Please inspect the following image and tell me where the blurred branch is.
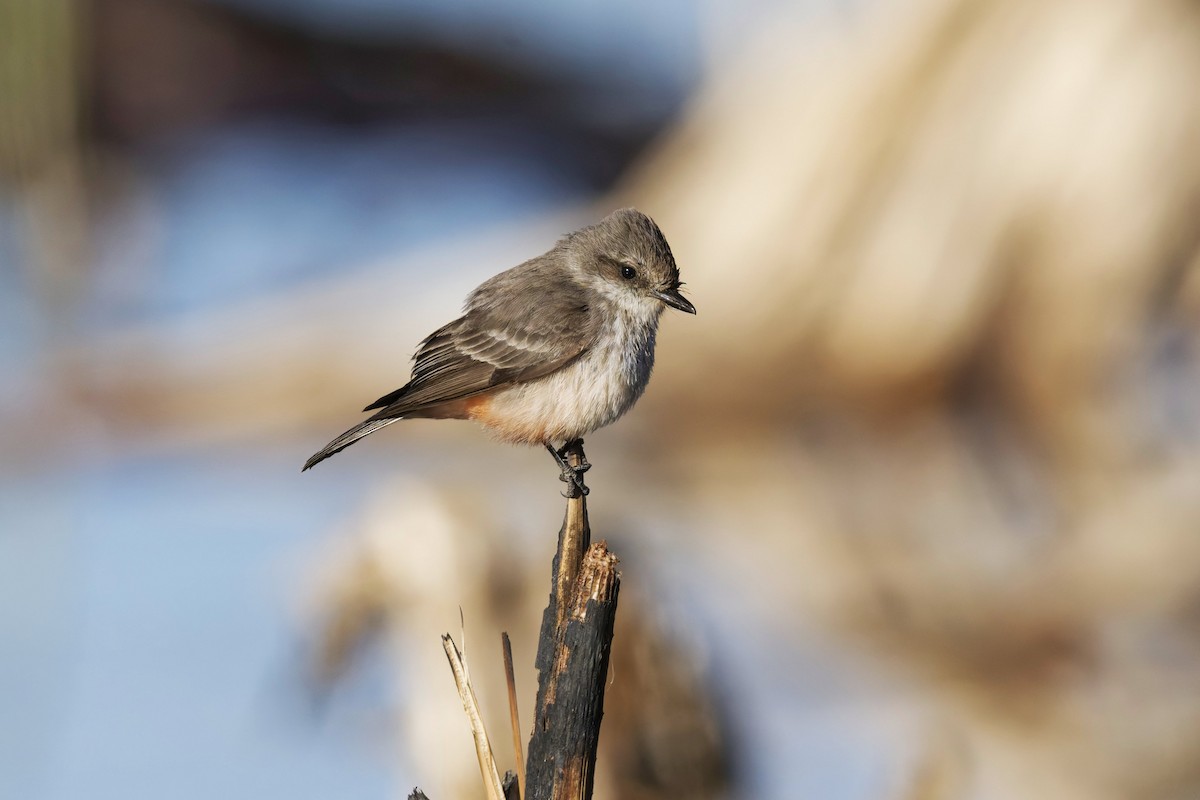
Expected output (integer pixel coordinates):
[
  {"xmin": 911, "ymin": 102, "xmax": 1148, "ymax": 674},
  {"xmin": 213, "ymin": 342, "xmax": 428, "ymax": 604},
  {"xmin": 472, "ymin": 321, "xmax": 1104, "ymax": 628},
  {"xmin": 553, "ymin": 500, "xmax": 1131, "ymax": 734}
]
[
  {"xmin": 1, "ymin": 0, "xmax": 90, "ymax": 313},
  {"xmin": 0, "ymin": 0, "xmax": 81, "ymax": 177}
]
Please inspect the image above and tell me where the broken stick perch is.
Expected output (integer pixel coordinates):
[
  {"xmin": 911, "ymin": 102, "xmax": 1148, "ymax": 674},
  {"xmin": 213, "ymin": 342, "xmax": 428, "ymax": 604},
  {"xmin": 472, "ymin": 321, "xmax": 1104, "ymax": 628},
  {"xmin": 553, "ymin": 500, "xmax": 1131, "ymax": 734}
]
[{"xmin": 525, "ymin": 440, "xmax": 622, "ymax": 800}]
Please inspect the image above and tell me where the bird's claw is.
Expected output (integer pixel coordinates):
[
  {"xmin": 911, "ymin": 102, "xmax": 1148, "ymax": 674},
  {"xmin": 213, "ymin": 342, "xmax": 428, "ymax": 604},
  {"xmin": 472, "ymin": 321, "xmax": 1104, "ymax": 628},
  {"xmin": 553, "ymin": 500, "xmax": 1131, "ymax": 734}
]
[
  {"xmin": 548, "ymin": 440, "xmax": 590, "ymax": 497},
  {"xmin": 558, "ymin": 467, "xmax": 590, "ymax": 497},
  {"xmin": 557, "ymin": 439, "xmax": 591, "ymax": 469}
]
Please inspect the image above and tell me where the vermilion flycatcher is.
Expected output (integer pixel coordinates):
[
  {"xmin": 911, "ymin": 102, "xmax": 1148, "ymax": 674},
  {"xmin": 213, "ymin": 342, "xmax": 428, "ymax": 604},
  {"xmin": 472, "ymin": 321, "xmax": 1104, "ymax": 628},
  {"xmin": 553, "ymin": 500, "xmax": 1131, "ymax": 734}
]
[{"xmin": 303, "ymin": 208, "xmax": 695, "ymax": 493}]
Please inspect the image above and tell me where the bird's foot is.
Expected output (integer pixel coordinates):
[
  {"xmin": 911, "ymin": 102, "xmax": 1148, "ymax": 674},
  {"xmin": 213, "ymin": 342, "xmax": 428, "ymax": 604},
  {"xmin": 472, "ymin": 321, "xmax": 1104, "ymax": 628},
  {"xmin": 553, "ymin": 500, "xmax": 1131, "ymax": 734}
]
[
  {"xmin": 559, "ymin": 472, "xmax": 589, "ymax": 498},
  {"xmin": 557, "ymin": 439, "xmax": 591, "ymax": 473},
  {"xmin": 546, "ymin": 440, "xmax": 590, "ymax": 497}
]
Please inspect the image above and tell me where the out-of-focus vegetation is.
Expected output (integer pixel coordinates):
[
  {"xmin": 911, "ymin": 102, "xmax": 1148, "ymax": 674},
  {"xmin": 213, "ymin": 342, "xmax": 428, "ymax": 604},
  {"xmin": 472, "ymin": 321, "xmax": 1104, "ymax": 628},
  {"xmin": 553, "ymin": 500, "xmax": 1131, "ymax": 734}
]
[
  {"xmin": 7, "ymin": 0, "xmax": 1200, "ymax": 798},
  {"xmin": 1, "ymin": 0, "xmax": 88, "ymax": 315},
  {"xmin": 627, "ymin": 1, "xmax": 1200, "ymax": 797}
]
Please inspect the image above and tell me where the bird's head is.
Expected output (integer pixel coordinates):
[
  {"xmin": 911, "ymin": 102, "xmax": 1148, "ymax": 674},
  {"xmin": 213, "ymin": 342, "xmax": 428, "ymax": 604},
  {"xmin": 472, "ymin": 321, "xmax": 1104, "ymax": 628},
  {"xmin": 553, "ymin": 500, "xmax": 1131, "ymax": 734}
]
[{"xmin": 573, "ymin": 208, "xmax": 696, "ymax": 316}]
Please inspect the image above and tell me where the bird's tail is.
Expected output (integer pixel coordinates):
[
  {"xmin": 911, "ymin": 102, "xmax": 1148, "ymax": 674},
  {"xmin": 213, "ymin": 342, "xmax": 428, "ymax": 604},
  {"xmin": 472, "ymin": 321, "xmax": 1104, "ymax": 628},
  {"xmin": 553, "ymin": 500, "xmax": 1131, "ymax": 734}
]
[{"xmin": 302, "ymin": 417, "xmax": 404, "ymax": 471}]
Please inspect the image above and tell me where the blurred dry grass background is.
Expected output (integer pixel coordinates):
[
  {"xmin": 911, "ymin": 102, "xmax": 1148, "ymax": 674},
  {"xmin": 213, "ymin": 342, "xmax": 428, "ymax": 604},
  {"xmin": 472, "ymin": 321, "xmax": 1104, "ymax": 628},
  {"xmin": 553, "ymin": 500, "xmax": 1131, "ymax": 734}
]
[
  {"xmin": 626, "ymin": 0, "xmax": 1200, "ymax": 797},
  {"xmin": 297, "ymin": 478, "xmax": 735, "ymax": 800},
  {"xmin": 7, "ymin": 0, "xmax": 1200, "ymax": 797}
]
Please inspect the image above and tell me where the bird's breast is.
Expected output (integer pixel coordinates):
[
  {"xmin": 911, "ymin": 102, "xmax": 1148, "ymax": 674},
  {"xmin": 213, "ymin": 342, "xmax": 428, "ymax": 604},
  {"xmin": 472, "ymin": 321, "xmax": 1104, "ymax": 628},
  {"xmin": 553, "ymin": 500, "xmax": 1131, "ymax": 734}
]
[{"xmin": 470, "ymin": 311, "xmax": 659, "ymax": 445}]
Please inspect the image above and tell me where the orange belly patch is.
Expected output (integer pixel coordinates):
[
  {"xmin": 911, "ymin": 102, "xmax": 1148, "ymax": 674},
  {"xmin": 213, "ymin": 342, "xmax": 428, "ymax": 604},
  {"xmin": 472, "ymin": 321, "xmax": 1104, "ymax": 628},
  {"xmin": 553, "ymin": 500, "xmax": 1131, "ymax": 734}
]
[{"xmin": 466, "ymin": 393, "xmax": 552, "ymax": 445}]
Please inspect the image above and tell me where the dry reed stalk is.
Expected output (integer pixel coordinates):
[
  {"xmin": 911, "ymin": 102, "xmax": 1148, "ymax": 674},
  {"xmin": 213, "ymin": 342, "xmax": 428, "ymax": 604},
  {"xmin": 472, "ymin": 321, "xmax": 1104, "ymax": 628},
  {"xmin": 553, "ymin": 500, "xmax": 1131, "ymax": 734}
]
[
  {"xmin": 502, "ymin": 632, "xmax": 526, "ymax": 799},
  {"xmin": 442, "ymin": 633, "xmax": 506, "ymax": 800}
]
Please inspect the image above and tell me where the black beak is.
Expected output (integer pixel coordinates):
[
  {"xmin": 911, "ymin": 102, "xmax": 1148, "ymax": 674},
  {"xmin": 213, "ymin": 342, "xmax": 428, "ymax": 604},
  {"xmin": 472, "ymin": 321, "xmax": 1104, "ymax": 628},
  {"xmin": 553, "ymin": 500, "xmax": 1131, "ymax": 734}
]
[{"xmin": 654, "ymin": 287, "xmax": 696, "ymax": 314}]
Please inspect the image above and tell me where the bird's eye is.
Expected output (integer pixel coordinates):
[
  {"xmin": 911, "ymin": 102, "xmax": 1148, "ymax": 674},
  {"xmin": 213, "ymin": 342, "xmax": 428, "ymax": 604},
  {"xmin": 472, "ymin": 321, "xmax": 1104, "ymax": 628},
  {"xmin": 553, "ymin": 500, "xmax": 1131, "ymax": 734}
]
[{"xmin": 620, "ymin": 266, "xmax": 637, "ymax": 280}]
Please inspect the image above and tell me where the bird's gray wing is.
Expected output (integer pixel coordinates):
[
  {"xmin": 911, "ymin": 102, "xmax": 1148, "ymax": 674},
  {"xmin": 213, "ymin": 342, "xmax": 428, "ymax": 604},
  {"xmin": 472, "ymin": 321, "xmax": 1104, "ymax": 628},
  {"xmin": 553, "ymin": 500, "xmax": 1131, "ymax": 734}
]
[{"xmin": 363, "ymin": 277, "xmax": 596, "ymax": 416}]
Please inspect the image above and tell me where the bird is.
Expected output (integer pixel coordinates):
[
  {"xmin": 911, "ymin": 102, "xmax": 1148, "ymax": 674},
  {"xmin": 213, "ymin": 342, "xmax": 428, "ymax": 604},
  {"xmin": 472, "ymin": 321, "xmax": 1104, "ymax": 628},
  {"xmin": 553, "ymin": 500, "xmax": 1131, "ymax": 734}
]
[{"xmin": 302, "ymin": 208, "xmax": 695, "ymax": 494}]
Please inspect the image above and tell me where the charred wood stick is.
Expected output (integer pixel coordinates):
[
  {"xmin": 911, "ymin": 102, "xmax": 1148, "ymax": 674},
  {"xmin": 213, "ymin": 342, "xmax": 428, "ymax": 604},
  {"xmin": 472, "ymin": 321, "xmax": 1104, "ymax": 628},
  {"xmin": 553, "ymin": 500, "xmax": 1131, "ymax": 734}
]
[
  {"xmin": 532, "ymin": 439, "xmax": 591, "ymax": 704},
  {"xmin": 526, "ymin": 439, "xmax": 620, "ymax": 800},
  {"xmin": 503, "ymin": 771, "xmax": 521, "ymax": 800},
  {"xmin": 540, "ymin": 440, "xmax": 592, "ymax": 661},
  {"xmin": 526, "ymin": 542, "xmax": 620, "ymax": 799}
]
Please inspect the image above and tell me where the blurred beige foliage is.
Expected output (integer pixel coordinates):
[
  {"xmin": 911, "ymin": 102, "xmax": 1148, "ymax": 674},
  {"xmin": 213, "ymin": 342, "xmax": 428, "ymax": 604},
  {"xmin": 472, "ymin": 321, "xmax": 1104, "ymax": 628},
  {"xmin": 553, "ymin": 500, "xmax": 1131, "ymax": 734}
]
[
  {"xmin": 299, "ymin": 478, "xmax": 735, "ymax": 800},
  {"xmin": 34, "ymin": 0, "xmax": 1200, "ymax": 797},
  {"xmin": 620, "ymin": 0, "xmax": 1200, "ymax": 798}
]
